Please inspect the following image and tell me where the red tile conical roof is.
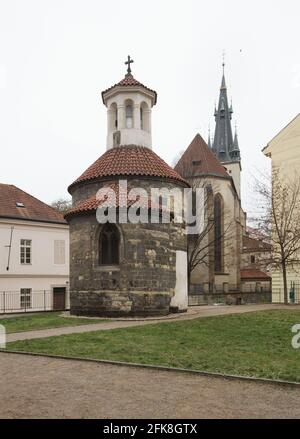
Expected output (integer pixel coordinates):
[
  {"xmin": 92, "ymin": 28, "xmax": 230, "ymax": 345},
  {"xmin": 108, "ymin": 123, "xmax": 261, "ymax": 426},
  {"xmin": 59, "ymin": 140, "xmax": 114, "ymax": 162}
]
[
  {"xmin": 174, "ymin": 134, "xmax": 229, "ymax": 179},
  {"xmin": 68, "ymin": 146, "xmax": 188, "ymax": 192},
  {"xmin": 102, "ymin": 73, "xmax": 157, "ymax": 104}
]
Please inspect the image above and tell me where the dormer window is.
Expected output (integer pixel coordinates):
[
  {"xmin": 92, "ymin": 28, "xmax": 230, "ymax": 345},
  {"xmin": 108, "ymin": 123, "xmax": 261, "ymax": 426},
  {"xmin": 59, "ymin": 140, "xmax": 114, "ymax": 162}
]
[
  {"xmin": 16, "ymin": 202, "xmax": 25, "ymax": 208},
  {"xmin": 126, "ymin": 104, "xmax": 133, "ymax": 129}
]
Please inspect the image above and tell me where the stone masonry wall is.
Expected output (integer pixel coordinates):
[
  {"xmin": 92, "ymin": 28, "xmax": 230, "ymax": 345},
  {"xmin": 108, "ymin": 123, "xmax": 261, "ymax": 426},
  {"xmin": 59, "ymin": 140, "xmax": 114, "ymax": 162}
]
[{"xmin": 68, "ymin": 177, "xmax": 187, "ymax": 316}]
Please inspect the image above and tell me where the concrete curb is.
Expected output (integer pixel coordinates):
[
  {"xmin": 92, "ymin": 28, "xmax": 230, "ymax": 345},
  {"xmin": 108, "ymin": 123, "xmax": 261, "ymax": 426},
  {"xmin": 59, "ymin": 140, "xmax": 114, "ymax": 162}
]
[{"xmin": 1, "ymin": 348, "xmax": 299, "ymax": 388}]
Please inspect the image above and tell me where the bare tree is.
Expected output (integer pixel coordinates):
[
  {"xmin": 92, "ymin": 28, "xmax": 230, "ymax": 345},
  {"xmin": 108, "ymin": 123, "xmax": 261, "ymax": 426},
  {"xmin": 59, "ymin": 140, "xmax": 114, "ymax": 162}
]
[
  {"xmin": 51, "ymin": 198, "xmax": 72, "ymax": 214},
  {"xmin": 254, "ymin": 169, "xmax": 300, "ymax": 303}
]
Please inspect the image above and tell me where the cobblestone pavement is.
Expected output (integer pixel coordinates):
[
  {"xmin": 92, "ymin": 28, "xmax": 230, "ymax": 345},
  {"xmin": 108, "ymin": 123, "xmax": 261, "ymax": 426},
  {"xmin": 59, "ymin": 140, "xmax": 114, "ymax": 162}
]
[
  {"xmin": 0, "ymin": 352, "xmax": 299, "ymax": 419},
  {"xmin": 6, "ymin": 304, "xmax": 297, "ymax": 343}
]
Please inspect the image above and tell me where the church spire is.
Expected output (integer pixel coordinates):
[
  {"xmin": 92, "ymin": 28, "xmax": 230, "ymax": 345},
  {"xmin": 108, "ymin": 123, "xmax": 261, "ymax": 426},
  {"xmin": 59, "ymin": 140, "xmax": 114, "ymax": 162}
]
[
  {"xmin": 220, "ymin": 52, "xmax": 226, "ymax": 90},
  {"xmin": 232, "ymin": 123, "xmax": 240, "ymax": 154},
  {"xmin": 208, "ymin": 126, "xmax": 212, "ymax": 149},
  {"xmin": 221, "ymin": 63, "xmax": 226, "ymax": 89},
  {"xmin": 212, "ymin": 61, "xmax": 240, "ymax": 163}
]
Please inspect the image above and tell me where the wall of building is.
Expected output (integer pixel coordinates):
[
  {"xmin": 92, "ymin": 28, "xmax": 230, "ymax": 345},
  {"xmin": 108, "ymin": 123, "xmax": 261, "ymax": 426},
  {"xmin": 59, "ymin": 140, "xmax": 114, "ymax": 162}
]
[
  {"xmin": 0, "ymin": 277, "xmax": 70, "ymax": 313},
  {"xmin": 264, "ymin": 114, "xmax": 300, "ymax": 175},
  {"xmin": 241, "ymin": 249, "xmax": 270, "ymax": 271},
  {"xmin": 188, "ymin": 176, "xmax": 242, "ymax": 292},
  {"xmin": 106, "ymin": 91, "xmax": 153, "ymax": 149},
  {"xmin": 0, "ymin": 218, "xmax": 69, "ymax": 312},
  {"xmin": 224, "ymin": 162, "xmax": 241, "ymax": 199},
  {"xmin": 271, "ymin": 267, "xmax": 300, "ymax": 303},
  {"xmin": 241, "ymin": 279, "xmax": 270, "ymax": 293},
  {"xmin": 69, "ymin": 178, "xmax": 188, "ymax": 316},
  {"xmin": 264, "ymin": 114, "xmax": 300, "ymax": 302}
]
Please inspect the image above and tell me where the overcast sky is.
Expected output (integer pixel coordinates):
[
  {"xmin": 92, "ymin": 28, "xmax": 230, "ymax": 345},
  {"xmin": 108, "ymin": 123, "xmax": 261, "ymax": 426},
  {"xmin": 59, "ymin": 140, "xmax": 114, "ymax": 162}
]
[{"xmin": 1, "ymin": 0, "xmax": 299, "ymax": 215}]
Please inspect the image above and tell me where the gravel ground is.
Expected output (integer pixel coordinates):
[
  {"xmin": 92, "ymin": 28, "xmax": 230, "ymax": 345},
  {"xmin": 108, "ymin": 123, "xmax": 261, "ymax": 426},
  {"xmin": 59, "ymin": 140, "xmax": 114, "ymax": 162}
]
[{"xmin": 0, "ymin": 352, "xmax": 299, "ymax": 419}]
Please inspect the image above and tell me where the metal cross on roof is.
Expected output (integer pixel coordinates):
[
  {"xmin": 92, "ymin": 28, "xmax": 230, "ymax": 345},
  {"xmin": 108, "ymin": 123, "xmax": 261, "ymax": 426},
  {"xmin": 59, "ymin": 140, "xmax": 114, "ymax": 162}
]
[
  {"xmin": 125, "ymin": 55, "xmax": 134, "ymax": 74},
  {"xmin": 222, "ymin": 49, "xmax": 226, "ymax": 73}
]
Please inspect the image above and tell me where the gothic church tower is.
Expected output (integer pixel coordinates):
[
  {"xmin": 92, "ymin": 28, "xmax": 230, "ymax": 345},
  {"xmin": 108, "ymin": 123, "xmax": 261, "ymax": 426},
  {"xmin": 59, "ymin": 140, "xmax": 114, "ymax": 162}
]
[{"xmin": 211, "ymin": 63, "xmax": 241, "ymax": 198}]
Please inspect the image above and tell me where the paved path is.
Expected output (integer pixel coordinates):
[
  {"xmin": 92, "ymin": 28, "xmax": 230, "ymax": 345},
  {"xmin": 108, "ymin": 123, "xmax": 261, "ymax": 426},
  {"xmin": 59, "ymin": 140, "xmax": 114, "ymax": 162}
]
[
  {"xmin": 5, "ymin": 304, "xmax": 298, "ymax": 343},
  {"xmin": 0, "ymin": 352, "xmax": 299, "ymax": 418}
]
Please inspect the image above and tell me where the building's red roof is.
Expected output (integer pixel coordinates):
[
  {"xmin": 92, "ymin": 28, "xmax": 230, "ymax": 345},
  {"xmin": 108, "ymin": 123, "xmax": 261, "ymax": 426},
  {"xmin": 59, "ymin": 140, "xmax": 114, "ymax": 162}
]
[
  {"xmin": 174, "ymin": 134, "xmax": 229, "ymax": 179},
  {"xmin": 241, "ymin": 269, "xmax": 271, "ymax": 280},
  {"xmin": 102, "ymin": 73, "xmax": 157, "ymax": 104},
  {"xmin": 68, "ymin": 145, "xmax": 188, "ymax": 192},
  {"xmin": 0, "ymin": 184, "xmax": 66, "ymax": 224},
  {"xmin": 243, "ymin": 235, "xmax": 272, "ymax": 252},
  {"xmin": 246, "ymin": 226, "xmax": 271, "ymax": 243},
  {"xmin": 65, "ymin": 181, "xmax": 169, "ymax": 219}
]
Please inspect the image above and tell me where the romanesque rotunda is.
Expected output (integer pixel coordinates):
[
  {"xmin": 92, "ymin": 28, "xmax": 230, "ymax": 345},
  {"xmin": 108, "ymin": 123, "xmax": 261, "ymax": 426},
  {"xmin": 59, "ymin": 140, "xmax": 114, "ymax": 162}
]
[{"xmin": 65, "ymin": 58, "xmax": 189, "ymax": 317}]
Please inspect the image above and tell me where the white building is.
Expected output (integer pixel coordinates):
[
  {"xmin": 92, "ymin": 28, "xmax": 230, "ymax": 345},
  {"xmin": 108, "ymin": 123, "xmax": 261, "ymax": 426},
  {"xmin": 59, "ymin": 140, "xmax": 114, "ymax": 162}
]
[
  {"xmin": 0, "ymin": 184, "xmax": 69, "ymax": 313},
  {"xmin": 262, "ymin": 113, "xmax": 300, "ymax": 303}
]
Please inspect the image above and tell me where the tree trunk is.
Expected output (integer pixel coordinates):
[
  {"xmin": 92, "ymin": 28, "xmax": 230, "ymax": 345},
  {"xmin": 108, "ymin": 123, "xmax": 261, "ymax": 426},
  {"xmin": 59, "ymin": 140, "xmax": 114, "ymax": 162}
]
[
  {"xmin": 282, "ymin": 259, "xmax": 288, "ymax": 304},
  {"xmin": 187, "ymin": 267, "xmax": 191, "ymax": 295}
]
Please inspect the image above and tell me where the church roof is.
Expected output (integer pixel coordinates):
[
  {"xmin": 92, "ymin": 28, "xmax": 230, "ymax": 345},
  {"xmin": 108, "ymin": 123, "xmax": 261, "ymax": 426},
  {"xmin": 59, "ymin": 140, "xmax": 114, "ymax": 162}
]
[
  {"xmin": 0, "ymin": 184, "xmax": 66, "ymax": 224},
  {"xmin": 102, "ymin": 73, "xmax": 157, "ymax": 105},
  {"xmin": 242, "ymin": 235, "xmax": 272, "ymax": 252},
  {"xmin": 174, "ymin": 134, "xmax": 229, "ymax": 179},
  {"xmin": 68, "ymin": 145, "xmax": 188, "ymax": 192}
]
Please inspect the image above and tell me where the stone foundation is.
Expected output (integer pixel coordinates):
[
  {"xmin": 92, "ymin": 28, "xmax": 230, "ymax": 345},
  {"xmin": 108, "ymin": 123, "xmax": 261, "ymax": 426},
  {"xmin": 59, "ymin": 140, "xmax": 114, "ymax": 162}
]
[{"xmin": 70, "ymin": 290, "xmax": 171, "ymax": 317}]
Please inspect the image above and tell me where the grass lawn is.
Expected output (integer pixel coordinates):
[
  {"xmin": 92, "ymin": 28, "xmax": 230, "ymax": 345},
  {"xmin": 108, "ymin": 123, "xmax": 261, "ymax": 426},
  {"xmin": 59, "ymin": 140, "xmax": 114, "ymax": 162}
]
[
  {"xmin": 5, "ymin": 309, "xmax": 300, "ymax": 381},
  {"xmin": 0, "ymin": 312, "xmax": 103, "ymax": 334}
]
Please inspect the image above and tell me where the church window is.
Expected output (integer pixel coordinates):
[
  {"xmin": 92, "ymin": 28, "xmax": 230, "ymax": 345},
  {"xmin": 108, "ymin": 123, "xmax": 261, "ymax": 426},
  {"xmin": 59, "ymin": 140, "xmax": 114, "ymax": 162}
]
[
  {"xmin": 140, "ymin": 107, "xmax": 143, "ymax": 129},
  {"xmin": 251, "ymin": 255, "xmax": 256, "ymax": 264},
  {"xmin": 126, "ymin": 104, "xmax": 133, "ymax": 129},
  {"xmin": 99, "ymin": 223, "xmax": 120, "ymax": 265},
  {"xmin": 140, "ymin": 102, "xmax": 149, "ymax": 132},
  {"xmin": 115, "ymin": 108, "xmax": 118, "ymax": 129},
  {"xmin": 109, "ymin": 103, "xmax": 118, "ymax": 132},
  {"xmin": 214, "ymin": 195, "xmax": 223, "ymax": 273}
]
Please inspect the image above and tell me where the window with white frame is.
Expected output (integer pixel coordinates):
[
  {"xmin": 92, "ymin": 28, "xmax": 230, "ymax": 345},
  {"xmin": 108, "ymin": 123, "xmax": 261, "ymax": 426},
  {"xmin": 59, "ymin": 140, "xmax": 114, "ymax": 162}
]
[
  {"xmin": 20, "ymin": 239, "xmax": 32, "ymax": 264},
  {"xmin": 54, "ymin": 240, "xmax": 66, "ymax": 265},
  {"xmin": 20, "ymin": 288, "xmax": 31, "ymax": 309}
]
